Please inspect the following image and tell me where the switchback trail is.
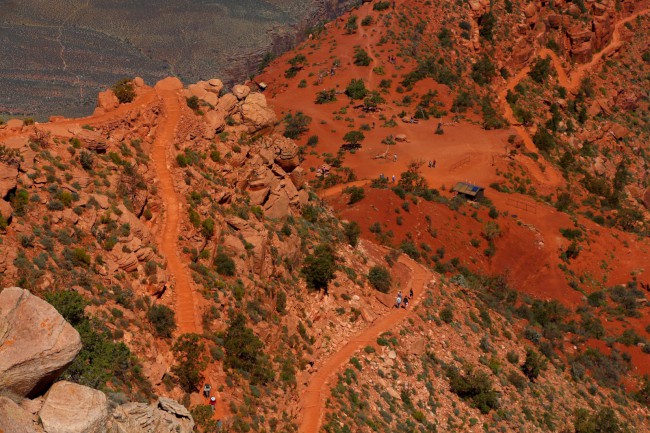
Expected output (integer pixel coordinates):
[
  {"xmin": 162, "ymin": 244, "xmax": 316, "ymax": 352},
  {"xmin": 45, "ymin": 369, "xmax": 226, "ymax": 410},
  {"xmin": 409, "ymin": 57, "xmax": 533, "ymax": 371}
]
[
  {"xmin": 299, "ymin": 251, "xmax": 434, "ymax": 433},
  {"xmin": 497, "ymin": 7, "xmax": 649, "ymax": 191},
  {"xmin": 151, "ymin": 88, "xmax": 200, "ymax": 335}
]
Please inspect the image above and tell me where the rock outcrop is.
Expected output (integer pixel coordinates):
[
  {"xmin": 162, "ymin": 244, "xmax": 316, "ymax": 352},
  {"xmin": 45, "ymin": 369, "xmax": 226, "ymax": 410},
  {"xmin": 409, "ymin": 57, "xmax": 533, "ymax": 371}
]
[
  {"xmin": 39, "ymin": 381, "xmax": 109, "ymax": 433},
  {"xmin": 111, "ymin": 398, "xmax": 194, "ymax": 433},
  {"xmin": 0, "ymin": 396, "xmax": 37, "ymax": 433},
  {"xmin": 0, "ymin": 287, "xmax": 82, "ymax": 398}
]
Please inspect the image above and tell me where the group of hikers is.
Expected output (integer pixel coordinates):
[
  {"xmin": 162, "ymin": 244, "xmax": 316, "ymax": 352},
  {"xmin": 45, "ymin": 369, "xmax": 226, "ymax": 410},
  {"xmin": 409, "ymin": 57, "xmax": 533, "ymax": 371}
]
[
  {"xmin": 202, "ymin": 384, "xmax": 223, "ymax": 430},
  {"xmin": 395, "ymin": 288, "xmax": 414, "ymax": 309},
  {"xmin": 427, "ymin": 159, "xmax": 437, "ymax": 168}
]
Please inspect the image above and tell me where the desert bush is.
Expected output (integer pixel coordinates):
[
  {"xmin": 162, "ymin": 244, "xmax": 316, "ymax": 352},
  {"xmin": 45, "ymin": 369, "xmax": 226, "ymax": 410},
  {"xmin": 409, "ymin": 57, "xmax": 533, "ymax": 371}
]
[
  {"xmin": 172, "ymin": 334, "xmax": 206, "ymax": 393},
  {"xmin": 345, "ymin": 78, "xmax": 368, "ymax": 100},
  {"xmin": 574, "ymin": 407, "xmax": 625, "ymax": 433},
  {"xmin": 445, "ymin": 366, "xmax": 498, "ymax": 414},
  {"xmin": 343, "ymin": 221, "xmax": 361, "ymax": 247},
  {"xmin": 521, "ymin": 348, "xmax": 546, "ymax": 382},
  {"xmin": 471, "ymin": 54, "xmax": 496, "ymax": 86},
  {"xmin": 315, "ymin": 89, "xmax": 337, "ymax": 104},
  {"xmin": 368, "ymin": 265, "xmax": 392, "ymax": 293},
  {"xmin": 529, "ymin": 57, "xmax": 553, "ymax": 84},
  {"xmin": 354, "ymin": 47, "xmax": 372, "ymax": 66},
  {"xmin": 283, "ymin": 111, "xmax": 312, "ymax": 138},
  {"xmin": 112, "ymin": 78, "xmax": 135, "ymax": 103},
  {"xmin": 302, "ymin": 244, "xmax": 337, "ymax": 292},
  {"xmin": 214, "ymin": 251, "xmax": 236, "ymax": 276},
  {"xmin": 343, "ymin": 186, "xmax": 365, "ymax": 204},
  {"xmin": 224, "ymin": 312, "xmax": 273, "ymax": 384},
  {"xmin": 373, "ymin": 1, "xmax": 390, "ymax": 10},
  {"xmin": 147, "ymin": 304, "xmax": 177, "ymax": 338}
]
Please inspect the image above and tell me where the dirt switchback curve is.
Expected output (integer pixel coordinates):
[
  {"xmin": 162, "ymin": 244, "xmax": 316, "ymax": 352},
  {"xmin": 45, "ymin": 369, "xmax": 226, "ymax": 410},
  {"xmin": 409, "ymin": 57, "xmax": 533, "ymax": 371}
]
[
  {"xmin": 299, "ymin": 252, "xmax": 434, "ymax": 433},
  {"xmin": 497, "ymin": 8, "xmax": 649, "ymax": 190},
  {"xmin": 151, "ymin": 88, "xmax": 200, "ymax": 335}
]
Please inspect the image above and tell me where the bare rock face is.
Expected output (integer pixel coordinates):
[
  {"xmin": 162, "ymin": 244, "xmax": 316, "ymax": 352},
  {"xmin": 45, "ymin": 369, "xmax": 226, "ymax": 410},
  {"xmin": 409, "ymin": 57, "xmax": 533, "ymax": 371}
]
[
  {"xmin": 241, "ymin": 93, "xmax": 277, "ymax": 132},
  {"xmin": 39, "ymin": 381, "xmax": 108, "ymax": 433},
  {"xmin": 216, "ymin": 93, "xmax": 238, "ymax": 114},
  {"xmin": 643, "ymin": 188, "xmax": 650, "ymax": 211},
  {"xmin": 111, "ymin": 397, "xmax": 194, "ymax": 433},
  {"xmin": 97, "ymin": 90, "xmax": 119, "ymax": 112},
  {"xmin": 76, "ymin": 129, "xmax": 107, "ymax": 153},
  {"xmin": 204, "ymin": 110, "xmax": 226, "ymax": 139},
  {"xmin": 0, "ymin": 162, "xmax": 18, "ymax": 198},
  {"xmin": 232, "ymin": 84, "xmax": 251, "ymax": 100},
  {"xmin": 0, "ymin": 287, "xmax": 82, "ymax": 398},
  {"xmin": 205, "ymin": 78, "xmax": 224, "ymax": 94},
  {"xmin": 0, "ymin": 396, "xmax": 37, "ymax": 433}
]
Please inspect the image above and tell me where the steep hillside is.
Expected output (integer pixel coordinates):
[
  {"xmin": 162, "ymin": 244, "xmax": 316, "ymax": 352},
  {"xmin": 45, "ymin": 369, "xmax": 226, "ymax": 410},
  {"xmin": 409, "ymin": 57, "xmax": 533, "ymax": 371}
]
[{"xmin": 0, "ymin": 0, "xmax": 650, "ymax": 431}]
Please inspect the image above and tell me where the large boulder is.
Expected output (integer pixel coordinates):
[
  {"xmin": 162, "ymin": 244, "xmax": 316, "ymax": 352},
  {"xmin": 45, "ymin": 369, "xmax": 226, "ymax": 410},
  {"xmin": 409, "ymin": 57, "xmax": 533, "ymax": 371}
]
[
  {"xmin": 0, "ymin": 396, "xmax": 37, "ymax": 433},
  {"xmin": 232, "ymin": 84, "xmax": 251, "ymax": 100},
  {"xmin": 111, "ymin": 398, "xmax": 194, "ymax": 433},
  {"xmin": 216, "ymin": 93, "xmax": 238, "ymax": 114},
  {"xmin": 154, "ymin": 77, "xmax": 183, "ymax": 92},
  {"xmin": 39, "ymin": 381, "xmax": 108, "ymax": 433},
  {"xmin": 241, "ymin": 93, "xmax": 277, "ymax": 132},
  {"xmin": 97, "ymin": 90, "xmax": 119, "ymax": 112},
  {"xmin": 0, "ymin": 287, "xmax": 82, "ymax": 398}
]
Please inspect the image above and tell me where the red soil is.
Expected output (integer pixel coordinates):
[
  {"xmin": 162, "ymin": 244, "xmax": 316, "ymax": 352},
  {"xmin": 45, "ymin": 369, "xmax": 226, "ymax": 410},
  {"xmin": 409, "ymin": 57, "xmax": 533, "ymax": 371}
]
[
  {"xmin": 151, "ymin": 88, "xmax": 201, "ymax": 335},
  {"xmin": 299, "ymin": 244, "xmax": 434, "ymax": 433}
]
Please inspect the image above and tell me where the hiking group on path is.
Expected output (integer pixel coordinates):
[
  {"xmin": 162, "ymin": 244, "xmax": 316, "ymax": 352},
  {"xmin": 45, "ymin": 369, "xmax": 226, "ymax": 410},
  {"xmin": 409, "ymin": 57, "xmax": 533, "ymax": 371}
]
[{"xmin": 395, "ymin": 288, "xmax": 414, "ymax": 309}]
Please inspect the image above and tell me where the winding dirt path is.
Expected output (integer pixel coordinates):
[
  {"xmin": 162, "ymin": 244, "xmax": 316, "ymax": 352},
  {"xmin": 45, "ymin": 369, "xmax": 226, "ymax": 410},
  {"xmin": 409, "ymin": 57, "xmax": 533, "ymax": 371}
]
[
  {"xmin": 151, "ymin": 88, "xmax": 200, "ymax": 335},
  {"xmin": 497, "ymin": 8, "xmax": 649, "ymax": 191},
  {"xmin": 299, "ymin": 252, "xmax": 434, "ymax": 433}
]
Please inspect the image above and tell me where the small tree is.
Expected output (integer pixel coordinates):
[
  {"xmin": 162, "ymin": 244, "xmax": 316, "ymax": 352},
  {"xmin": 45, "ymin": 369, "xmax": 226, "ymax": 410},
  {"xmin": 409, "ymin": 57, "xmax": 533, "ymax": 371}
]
[
  {"xmin": 80, "ymin": 151, "xmax": 94, "ymax": 171},
  {"xmin": 302, "ymin": 244, "xmax": 337, "ymax": 292},
  {"xmin": 343, "ymin": 186, "xmax": 365, "ymax": 204},
  {"xmin": 368, "ymin": 265, "xmax": 392, "ymax": 293},
  {"xmin": 315, "ymin": 89, "xmax": 337, "ymax": 104},
  {"xmin": 343, "ymin": 130, "xmax": 365, "ymax": 146},
  {"xmin": 345, "ymin": 15, "xmax": 358, "ymax": 33},
  {"xmin": 171, "ymin": 333, "xmax": 206, "ymax": 393},
  {"xmin": 147, "ymin": 304, "xmax": 177, "ymax": 338},
  {"xmin": 346, "ymin": 78, "xmax": 368, "ymax": 100},
  {"xmin": 343, "ymin": 221, "xmax": 361, "ymax": 247},
  {"xmin": 354, "ymin": 47, "xmax": 372, "ymax": 66},
  {"xmin": 521, "ymin": 347, "xmax": 546, "ymax": 382},
  {"xmin": 224, "ymin": 313, "xmax": 273, "ymax": 384},
  {"xmin": 214, "ymin": 251, "xmax": 236, "ymax": 276},
  {"xmin": 283, "ymin": 111, "xmax": 312, "ymax": 139}
]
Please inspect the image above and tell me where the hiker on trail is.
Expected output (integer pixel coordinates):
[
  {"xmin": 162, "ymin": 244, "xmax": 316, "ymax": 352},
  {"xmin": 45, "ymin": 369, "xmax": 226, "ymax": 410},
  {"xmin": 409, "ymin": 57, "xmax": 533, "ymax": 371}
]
[
  {"xmin": 210, "ymin": 396, "xmax": 216, "ymax": 412},
  {"xmin": 392, "ymin": 174, "xmax": 396, "ymax": 183},
  {"xmin": 433, "ymin": 159, "xmax": 437, "ymax": 168},
  {"xmin": 203, "ymin": 383, "xmax": 211, "ymax": 398},
  {"xmin": 428, "ymin": 160, "xmax": 432, "ymax": 168},
  {"xmin": 404, "ymin": 297, "xmax": 409, "ymax": 308},
  {"xmin": 393, "ymin": 153, "xmax": 397, "ymax": 162},
  {"xmin": 396, "ymin": 295, "xmax": 402, "ymax": 308},
  {"xmin": 409, "ymin": 288, "xmax": 413, "ymax": 299}
]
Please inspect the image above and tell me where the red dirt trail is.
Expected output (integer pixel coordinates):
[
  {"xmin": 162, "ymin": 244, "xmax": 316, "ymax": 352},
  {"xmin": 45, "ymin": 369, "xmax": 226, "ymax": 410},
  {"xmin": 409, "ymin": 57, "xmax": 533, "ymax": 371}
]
[
  {"xmin": 298, "ymin": 249, "xmax": 434, "ymax": 433},
  {"xmin": 151, "ymin": 87, "xmax": 200, "ymax": 335}
]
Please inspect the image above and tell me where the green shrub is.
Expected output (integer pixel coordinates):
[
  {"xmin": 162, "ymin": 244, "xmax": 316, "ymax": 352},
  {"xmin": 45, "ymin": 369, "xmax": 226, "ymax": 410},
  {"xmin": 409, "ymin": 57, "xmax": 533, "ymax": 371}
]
[
  {"xmin": 471, "ymin": 54, "xmax": 495, "ymax": 86},
  {"xmin": 368, "ymin": 265, "xmax": 392, "ymax": 293},
  {"xmin": 529, "ymin": 57, "xmax": 553, "ymax": 84},
  {"xmin": 302, "ymin": 244, "xmax": 337, "ymax": 292},
  {"xmin": 224, "ymin": 313, "xmax": 273, "ymax": 384},
  {"xmin": 147, "ymin": 304, "xmax": 177, "ymax": 338},
  {"xmin": 521, "ymin": 348, "xmax": 546, "ymax": 382},
  {"xmin": 172, "ymin": 334, "xmax": 206, "ymax": 392},
  {"xmin": 80, "ymin": 151, "xmax": 94, "ymax": 171},
  {"xmin": 214, "ymin": 251, "xmax": 236, "ymax": 276},
  {"xmin": 283, "ymin": 111, "xmax": 312, "ymax": 138},
  {"xmin": 574, "ymin": 407, "xmax": 625, "ymax": 433},
  {"xmin": 346, "ymin": 79, "xmax": 368, "ymax": 100},
  {"xmin": 343, "ymin": 221, "xmax": 361, "ymax": 247},
  {"xmin": 186, "ymin": 96, "xmax": 200, "ymax": 110},
  {"xmin": 353, "ymin": 47, "xmax": 372, "ymax": 66},
  {"xmin": 343, "ymin": 186, "xmax": 365, "ymax": 204},
  {"xmin": 315, "ymin": 89, "xmax": 337, "ymax": 104},
  {"xmin": 111, "ymin": 78, "xmax": 135, "ymax": 103},
  {"xmin": 345, "ymin": 15, "xmax": 358, "ymax": 33},
  {"xmin": 440, "ymin": 306, "xmax": 454, "ymax": 323},
  {"xmin": 373, "ymin": 1, "xmax": 390, "ymax": 11},
  {"xmin": 479, "ymin": 11, "xmax": 496, "ymax": 41},
  {"xmin": 343, "ymin": 130, "xmax": 365, "ymax": 145},
  {"xmin": 446, "ymin": 366, "xmax": 498, "ymax": 414}
]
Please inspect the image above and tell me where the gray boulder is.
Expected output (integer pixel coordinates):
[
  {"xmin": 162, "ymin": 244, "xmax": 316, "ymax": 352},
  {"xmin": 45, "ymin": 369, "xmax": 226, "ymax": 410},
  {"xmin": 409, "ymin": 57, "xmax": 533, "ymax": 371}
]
[{"xmin": 0, "ymin": 287, "xmax": 82, "ymax": 397}]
